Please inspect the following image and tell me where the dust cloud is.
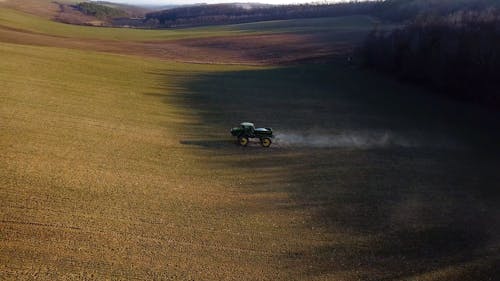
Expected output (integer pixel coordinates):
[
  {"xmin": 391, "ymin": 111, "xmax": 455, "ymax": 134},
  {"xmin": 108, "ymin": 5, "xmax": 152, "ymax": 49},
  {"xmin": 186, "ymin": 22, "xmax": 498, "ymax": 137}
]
[{"xmin": 274, "ymin": 130, "xmax": 423, "ymax": 148}]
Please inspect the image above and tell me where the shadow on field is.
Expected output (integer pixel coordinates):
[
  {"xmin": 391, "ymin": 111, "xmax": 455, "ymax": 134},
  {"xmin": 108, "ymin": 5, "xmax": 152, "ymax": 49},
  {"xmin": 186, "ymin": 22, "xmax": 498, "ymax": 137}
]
[
  {"xmin": 149, "ymin": 63, "xmax": 500, "ymax": 280},
  {"xmin": 180, "ymin": 139, "xmax": 236, "ymax": 148}
]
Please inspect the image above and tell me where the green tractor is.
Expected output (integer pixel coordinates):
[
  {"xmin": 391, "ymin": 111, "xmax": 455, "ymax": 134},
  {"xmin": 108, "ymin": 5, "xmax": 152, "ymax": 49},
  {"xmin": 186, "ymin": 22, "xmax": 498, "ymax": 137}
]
[{"xmin": 230, "ymin": 122, "xmax": 274, "ymax": 147}]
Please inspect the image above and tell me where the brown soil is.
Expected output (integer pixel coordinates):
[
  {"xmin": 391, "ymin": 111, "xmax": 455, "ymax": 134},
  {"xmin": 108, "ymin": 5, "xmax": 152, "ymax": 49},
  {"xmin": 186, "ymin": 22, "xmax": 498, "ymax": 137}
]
[
  {"xmin": 177, "ymin": 33, "xmax": 353, "ymax": 64},
  {"xmin": 0, "ymin": 24, "xmax": 351, "ymax": 65}
]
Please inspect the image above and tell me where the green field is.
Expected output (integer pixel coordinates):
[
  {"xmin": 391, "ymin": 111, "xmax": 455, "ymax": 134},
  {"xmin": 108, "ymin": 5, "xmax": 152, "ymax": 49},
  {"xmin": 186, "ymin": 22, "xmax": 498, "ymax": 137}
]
[
  {"xmin": 1, "ymin": 3, "xmax": 499, "ymax": 281},
  {"xmin": 0, "ymin": 42, "xmax": 277, "ymax": 279},
  {"xmin": 0, "ymin": 7, "xmax": 380, "ymax": 41},
  {"xmin": 233, "ymin": 15, "xmax": 381, "ymax": 33},
  {"xmin": 0, "ymin": 7, "xmax": 239, "ymax": 40}
]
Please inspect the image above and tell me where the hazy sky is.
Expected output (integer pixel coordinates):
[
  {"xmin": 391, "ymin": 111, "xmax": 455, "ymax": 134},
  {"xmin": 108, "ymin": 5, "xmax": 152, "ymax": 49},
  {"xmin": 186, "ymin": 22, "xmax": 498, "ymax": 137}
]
[{"xmin": 96, "ymin": 0, "xmax": 346, "ymax": 6}]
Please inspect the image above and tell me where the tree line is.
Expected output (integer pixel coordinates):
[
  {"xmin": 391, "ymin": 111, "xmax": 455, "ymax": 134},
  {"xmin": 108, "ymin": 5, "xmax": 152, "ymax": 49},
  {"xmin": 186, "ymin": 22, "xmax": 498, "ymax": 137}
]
[
  {"xmin": 143, "ymin": 2, "xmax": 379, "ymax": 27},
  {"xmin": 363, "ymin": 5, "xmax": 500, "ymax": 107},
  {"xmin": 142, "ymin": 0, "xmax": 500, "ymax": 28},
  {"xmin": 372, "ymin": 0, "xmax": 500, "ymax": 22},
  {"xmin": 76, "ymin": 2, "xmax": 128, "ymax": 20}
]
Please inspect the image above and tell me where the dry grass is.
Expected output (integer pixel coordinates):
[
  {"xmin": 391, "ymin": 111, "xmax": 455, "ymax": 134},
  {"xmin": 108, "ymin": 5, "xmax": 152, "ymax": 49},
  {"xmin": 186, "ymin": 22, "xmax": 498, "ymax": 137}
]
[
  {"xmin": 0, "ymin": 42, "xmax": 271, "ymax": 279},
  {"xmin": 0, "ymin": 42, "xmax": 349, "ymax": 280}
]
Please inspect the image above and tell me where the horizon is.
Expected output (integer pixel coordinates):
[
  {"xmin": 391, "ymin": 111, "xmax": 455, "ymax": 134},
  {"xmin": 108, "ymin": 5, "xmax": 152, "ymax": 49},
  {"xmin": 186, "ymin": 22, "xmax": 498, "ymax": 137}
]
[{"xmin": 93, "ymin": 0, "xmax": 355, "ymax": 7}]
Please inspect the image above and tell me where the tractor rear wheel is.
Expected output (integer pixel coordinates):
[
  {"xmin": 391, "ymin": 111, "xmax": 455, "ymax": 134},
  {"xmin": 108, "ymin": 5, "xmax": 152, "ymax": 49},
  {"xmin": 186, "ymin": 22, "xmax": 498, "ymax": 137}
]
[
  {"xmin": 238, "ymin": 137, "xmax": 249, "ymax": 147},
  {"xmin": 261, "ymin": 137, "xmax": 272, "ymax": 147}
]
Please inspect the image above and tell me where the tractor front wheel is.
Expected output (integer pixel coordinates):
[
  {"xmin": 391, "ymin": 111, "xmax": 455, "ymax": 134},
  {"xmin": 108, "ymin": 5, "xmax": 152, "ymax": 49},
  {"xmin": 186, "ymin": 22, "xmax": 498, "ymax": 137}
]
[
  {"xmin": 238, "ymin": 137, "xmax": 249, "ymax": 147},
  {"xmin": 260, "ymin": 137, "xmax": 272, "ymax": 147}
]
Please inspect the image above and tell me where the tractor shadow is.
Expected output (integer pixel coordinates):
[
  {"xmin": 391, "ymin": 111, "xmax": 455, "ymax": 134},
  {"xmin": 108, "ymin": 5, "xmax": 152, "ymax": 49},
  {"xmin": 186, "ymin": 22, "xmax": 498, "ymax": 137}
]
[
  {"xmin": 180, "ymin": 139, "xmax": 274, "ymax": 149},
  {"xmin": 179, "ymin": 139, "xmax": 235, "ymax": 149}
]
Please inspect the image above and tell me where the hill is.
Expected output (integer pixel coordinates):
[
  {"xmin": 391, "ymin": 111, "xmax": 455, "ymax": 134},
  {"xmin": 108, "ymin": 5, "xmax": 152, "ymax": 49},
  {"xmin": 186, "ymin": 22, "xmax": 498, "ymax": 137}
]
[
  {"xmin": 143, "ymin": 2, "xmax": 377, "ymax": 27},
  {"xmin": 0, "ymin": 0, "xmax": 152, "ymax": 26},
  {"xmin": 0, "ymin": 4, "xmax": 381, "ymax": 64},
  {"xmin": 128, "ymin": 0, "xmax": 500, "ymax": 28},
  {"xmin": 75, "ymin": 2, "xmax": 128, "ymax": 20},
  {"xmin": 0, "ymin": 0, "xmax": 68, "ymax": 18}
]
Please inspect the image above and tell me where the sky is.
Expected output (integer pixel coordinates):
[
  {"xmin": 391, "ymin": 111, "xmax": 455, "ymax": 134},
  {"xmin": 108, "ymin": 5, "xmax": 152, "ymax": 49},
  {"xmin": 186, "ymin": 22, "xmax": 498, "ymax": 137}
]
[{"xmin": 96, "ymin": 0, "xmax": 347, "ymax": 6}]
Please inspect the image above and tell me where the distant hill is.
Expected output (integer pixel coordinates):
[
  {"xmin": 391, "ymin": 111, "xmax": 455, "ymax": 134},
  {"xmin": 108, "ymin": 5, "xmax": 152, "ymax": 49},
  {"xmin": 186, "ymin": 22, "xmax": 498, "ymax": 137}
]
[
  {"xmin": 8, "ymin": 0, "xmax": 499, "ymax": 29},
  {"xmin": 143, "ymin": 2, "xmax": 376, "ymax": 28},
  {"xmin": 59, "ymin": 1, "xmax": 152, "ymax": 26},
  {"xmin": 141, "ymin": 0, "xmax": 500, "ymax": 28},
  {"xmin": 75, "ymin": 2, "xmax": 128, "ymax": 20}
]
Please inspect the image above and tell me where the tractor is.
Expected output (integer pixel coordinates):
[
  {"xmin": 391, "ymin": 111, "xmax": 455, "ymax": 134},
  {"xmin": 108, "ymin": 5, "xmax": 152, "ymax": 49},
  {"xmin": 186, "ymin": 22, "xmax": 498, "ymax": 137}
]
[{"xmin": 230, "ymin": 122, "xmax": 274, "ymax": 147}]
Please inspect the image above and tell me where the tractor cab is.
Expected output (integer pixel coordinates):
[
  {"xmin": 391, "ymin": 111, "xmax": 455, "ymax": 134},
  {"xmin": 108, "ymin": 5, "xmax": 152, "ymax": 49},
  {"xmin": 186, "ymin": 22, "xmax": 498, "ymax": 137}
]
[{"xmin": 240, "ymin": 122, "xmax": 255, "ymax": 134}]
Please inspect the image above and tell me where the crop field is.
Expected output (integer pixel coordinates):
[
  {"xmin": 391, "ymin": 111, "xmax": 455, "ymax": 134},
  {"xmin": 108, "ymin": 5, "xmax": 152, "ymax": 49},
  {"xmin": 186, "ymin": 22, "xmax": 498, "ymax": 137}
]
[
  {"xmin": 0, "ymin": 6, "xmax": 380, "ymax": 65},
  {"xmin": 1, "ymin": 1, "xmax": 499, "ymax": 281},
  {"xmin": 0, "ymin": 6, "xmax": 378, "ymax": 41}
]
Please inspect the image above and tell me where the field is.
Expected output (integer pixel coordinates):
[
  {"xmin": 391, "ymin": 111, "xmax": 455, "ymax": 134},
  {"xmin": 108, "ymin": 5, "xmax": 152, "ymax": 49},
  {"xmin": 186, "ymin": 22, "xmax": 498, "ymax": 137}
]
[
  {"xmin": 1, "ymin": 1, "xmax": 499, "ymax": 280},
  {"xmin": 0, "ymin": 5, "xmax": 379, "ymax": 64},
  {"xmin": 0, "ymin": 5, "xmax": 378, "ymax": 41}
]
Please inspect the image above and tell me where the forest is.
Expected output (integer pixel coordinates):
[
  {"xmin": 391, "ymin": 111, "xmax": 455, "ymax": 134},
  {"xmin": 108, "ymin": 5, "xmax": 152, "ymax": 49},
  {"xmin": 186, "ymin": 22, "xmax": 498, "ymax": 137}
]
[
  {"xmin": 363, "ymin": 2, "xmax": 500, "ymax": 107},
  {"xmin": 76, "ymin": 2, "xmax": 128, "ymax": 20},
  {"xmin": 143, "ymin": 0, "xmax": 500, "ymax": 27},
  {"xmin": 143, "ymin": 2, "xmax": 378, "ymax": 27}
]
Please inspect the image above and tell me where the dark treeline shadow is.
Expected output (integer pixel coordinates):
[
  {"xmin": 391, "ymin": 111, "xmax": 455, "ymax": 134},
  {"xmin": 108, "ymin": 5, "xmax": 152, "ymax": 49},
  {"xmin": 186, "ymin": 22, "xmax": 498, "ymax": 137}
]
[
  {"xmin": 363, "ymin": 6, "xmax": 500, "ymax": 108},
  {"xmin": 148, "ymin": 63, "xmax": 500, "ymax": 279}
]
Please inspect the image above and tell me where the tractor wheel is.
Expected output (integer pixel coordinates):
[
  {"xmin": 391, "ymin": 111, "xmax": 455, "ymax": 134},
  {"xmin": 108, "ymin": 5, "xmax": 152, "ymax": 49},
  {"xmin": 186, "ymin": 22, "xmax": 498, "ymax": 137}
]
[
  {"xmin": 261, "ymin": 137, "xmax": 272, "ymax": 147},
  {"xmin": 238, "ymin": 137, "xmax": 249, "ymax": 147}
]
